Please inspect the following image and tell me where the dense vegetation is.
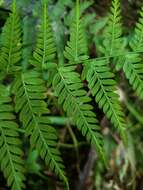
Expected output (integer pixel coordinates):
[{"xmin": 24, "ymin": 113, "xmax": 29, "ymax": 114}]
[{"xmin": 0, "ymin": 0, "xmax": 143, "ymax": 189}]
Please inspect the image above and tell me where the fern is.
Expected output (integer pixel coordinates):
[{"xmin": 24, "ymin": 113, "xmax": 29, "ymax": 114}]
[
  {"xmin": 83, "ymin": 59, "xmax": 126, "ymax": 141},
  {"xmin": 102, "ymin": 0, "xmax": 123, "ymax": 56},
  {"xmin": 102, "ymin": 0, "xmax": 143, "ymax": 100},
  {"xmin": 64, "ymin": 0, "xmax": 89, "ymax": 64},
  {"xmin": 0, "ymin": 84, "xmax": 25, "ymax": 190},
  {"xmin": 31, "ymin": 0, "xmax": 56, "ymax": 71},
  {"xmin": 123, "ymin": 54, "xmax": 143, "ymax": 99},
  {"xmin": 10, "ymin": 1, "xmax": 68, "ymax": 187},
  {"xmin": 3, "ymin": 0, "xmax": 143, "ymax": 188},
  {"xmin": 130, "ymin": 6, "xmax": 143, "ymax": 52},
  {"xmin": 0, "ymin": 0, "xmax": 22, "ymax": 73},
  {"xmin": 53, "ymin": 65, "xmax": 105, "ymax": 161},
  {"xmin": 12, "ymin": 70, "xmax": 69, "ymax": 188},
  {"xmin": 122, "ymin": 6, "xmax": 143, "ymax": 100}
]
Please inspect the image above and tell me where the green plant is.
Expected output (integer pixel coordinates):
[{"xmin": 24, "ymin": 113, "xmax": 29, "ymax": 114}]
[{"xmin": 0, "ymin": 0, "xmax": 143, "ymax": 189}]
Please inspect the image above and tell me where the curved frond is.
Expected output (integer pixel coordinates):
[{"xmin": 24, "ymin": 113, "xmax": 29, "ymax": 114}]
[
  {"xmin": 0, "ymin": 84, "xmax": 25, "ymax": 190},
  {"xmin": 31, "ymin": 1, "xmax": 56, "ymax": 71},
  {"xmin": 53, "ymin": 65, "xmax": 105, "ymax": 161},
  {"xmin": 12, "ymin": 70, "xmax": 68, "ymax": 188},
  {"xmin": 0, "ymin": 0, "xmax": 22, "ymax": 73},
  {"xmin": 85, "ymin": 59, "xmax": 126, "ymax": 141},
  {"xmin": 130, "ymin": 6, "xmax": 143, "ymax": 52},
  {"xmin": 64, "ymin": 0, "xmax": 89, "ymax": 64},
  {"xmin": 123, "ymin": 54, "xmax": 143, "ymax": 99}
]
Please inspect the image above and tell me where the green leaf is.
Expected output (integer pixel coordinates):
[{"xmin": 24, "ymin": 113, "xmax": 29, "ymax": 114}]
[
  {"xmin": 85, "ymin": 59, "xmax": 126, "ymax": 142},
  {"xmin": 53, "ymin": 65, "xmax": 105, "ymax": 162},
  {"xmin": 12, "ymin": 70, "xmax": 69, "ymax": 188},
  {"xmin": 64, "ymin": 0, "xmax": 89, "ymax": 64},
  {"xmin": 0, "ymin": 84, "xmax": 25, "ymax": 190},
  {"xmin": 0, "ymin": 0, "xmax": 22, "ymax": 74}
]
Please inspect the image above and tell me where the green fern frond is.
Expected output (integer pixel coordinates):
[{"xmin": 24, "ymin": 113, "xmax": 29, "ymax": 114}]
[
  {"xmin": 64, "ymin": 0, "xmax": 89, "ymax": 64},
  {"xmin": 0, "ymin": 0, "xmax": 22, "ymax": 73},
  {"xmin": 123, "ymin": 54, "xmax": 143, "ymax": 99},
  {"xmin": 0, "ymin": 84, "xmax": 25, "ymax": 190},
  {"xmin": 31, "ymin": 0, "xmax": 56, "ymax": 71},
  {"xmin": 84, "ymin": 59, "xmax": 126, "ymax": 141},
  {"xmin": 53, "ymin": 65, "xmax": 105, "ymax": 161},
  {"xmin": 12, "ymin": 70, "xmax": 68, "ymax": 188},
  {"xmin": 102, "ymin": 0, "xmax": 123, "ymax": 56},
  {"xmin": 130, "ymin": 6, "xmax": 143, "ymax": 52},
  {"xmin": 122, "ymin": 7, "xmax": 143, "ymax": 100}
]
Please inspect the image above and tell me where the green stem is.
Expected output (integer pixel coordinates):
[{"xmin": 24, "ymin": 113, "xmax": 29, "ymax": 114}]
[
  {"xmin": 66, "ymin": 124, "xmax": 80, "ymax": 173},
  {"xmin": 48, "ymin": 116, "xmax": 72, "ymax": 125},
  {"xmin": 125, "ymin": 100, "xmax": 143, "ymax": 125},
  {"xmin": 59, "ymin": 142, "xmax": 87, "ymax": 149},
  {"xmin": 16, "ymin": 117, "xmax": 73, "ymax": 133}
]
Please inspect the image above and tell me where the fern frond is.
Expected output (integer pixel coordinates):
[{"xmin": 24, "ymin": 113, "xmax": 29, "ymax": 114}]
[
  {"xmin": 31, "ymin": 0, "xmax": 56, "ymax": 71},
  {"xmin": 53, "ymin": 65, "xmax": 105, "ymax": 161},
  {"xmin": 102, "ymin": 0, "xmax": 123, "ymax": 56},
  {"xmin": 64, "ymin": 0, "xmax": 89, "ymax": 64},
  {"xmin": 84, "ymin": 59, "xmax": 126, "ymax": 141},
  {"xmin": 130, "ymin": 6, "xmax": 143, "ymax": 52},
  {"xmin": 123, "ymin": 54, "xmax": 143, "ymax": 99},
  {"xmin": 0, "ymin": 0, "xmax": 22, "ymax": 73},
  {"xmin": 12, "ymin": 70, "xmax": 68, "ymax": 188},
  {"xmin": 0, "ymin": 84, "xmax": 25, "ymax": 190}
]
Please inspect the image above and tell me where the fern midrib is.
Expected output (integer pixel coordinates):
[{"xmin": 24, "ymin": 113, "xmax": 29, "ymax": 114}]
[
  {"xmin": 59, "ymin": 69, "xmax": 103, "ymax": 154},
  {"xmin": 41, "ymin": 2, "xmax": 47, "ymax": 70},
  {"xmin": 21, "ymin": 74, "xmax": 68, "ymax": 187},
  {"xmin": 75, "ymin": 1, "xmax": 80, "ymax": 62},
  {"xmin": 0, "ymin": 127, "xmax": 21, "ymax": 190},
  {"xmin": 36, "ymin": 126, "xmax": 68, "ymax": 186},
  {"xmin": 21, "ymin": 74, "xmax": 37, "ymax": 125},
  {"xmin": 110, "ymin": 2, "xmax": 118, "ymax": 55},
  {"xmin": 91, "ymin": 65, "xmax": 124, "ymax": 131},
  {"xmin": 6, "ymin": 13, "xmax": 15, "ymax": 73}
]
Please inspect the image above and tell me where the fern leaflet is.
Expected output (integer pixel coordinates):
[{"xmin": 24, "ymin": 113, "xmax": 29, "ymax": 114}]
[
  {"xmin": 12, "ymin": 70, "xmax": 68, "ymax": 188},
  {"xmin": 130, "ymin": 6, "xmax": 143, "ymax": 52},
  {"xmin": 0, "ymin": 0, "xmax": 22, "ymax": 73},
  {"xmin": 53, "ymin": 65, "xmax": 105, "ymax": 161},
  {"xmin": 31, "ymin": 0, "xmax": 56, "ymax": 71},
  {"xmin": 123, "ymin": 6, "xmax": 143, "ymax": 100},
  {"xmin": 0, "ymin": 84, "xmax": 25, "ymax": 190},
  {"xmin": 102, "ymin": 0, "xmax": 123, "ymax": 56},
  {"xmin": 123, "ymin": 54, "xmax": 143, "ymax": 99},
  {"xmin": 64, "ymin": 0, "xmax": 89, "ymax": 64},
  {"xmin": 84, "ymin": 59, "xmax": 126, "ymax": 141}
]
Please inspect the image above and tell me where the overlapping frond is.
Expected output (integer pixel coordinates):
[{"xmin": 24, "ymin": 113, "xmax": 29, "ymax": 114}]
[
  {"xmin": 130, "ymin": 6, "xmax": 143, "ymax": 52},
  {"xmin": 102, "ymin": 0, "xmax": 123, "ymax": 56},
  {"xmin": 0, "ymin": 0, "xmax": 22, "ymax": 73},
  {"xmin": 84, "ymin": 59, "xmax": 126, "ymax": 141},
  {"xmin": 12, "ymin": 70, "xmax": 68, "ymax": 188},
  {"xmin": 64, "ymin": 0, "xmax": 89, "ymax": 64},
  {"xmin": 31, "ymin": 1, "xmax": 56, "ymax": 71},
  {"xmin": 123, "ymin": 54, "xmax": 143, "ymax": 99},
  {"xmin": 53, "ymin": 65, "xmax": 105, "ymax": 161},
  {"xmin": 0, "ymin": 84, "xmax": 25, "ymax": 190},
  {"xmin": 123, "ymin": 6, "xmax": 143, "ymax": 100}
]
